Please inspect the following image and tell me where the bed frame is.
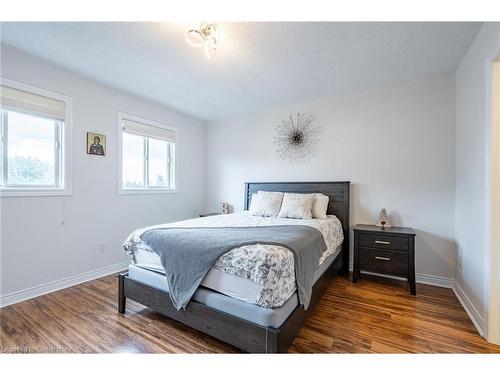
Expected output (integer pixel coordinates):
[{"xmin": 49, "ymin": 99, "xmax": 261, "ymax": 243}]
[{"xmin": 118, "ymin": 181, "xmax": 350, "ymax": 353}]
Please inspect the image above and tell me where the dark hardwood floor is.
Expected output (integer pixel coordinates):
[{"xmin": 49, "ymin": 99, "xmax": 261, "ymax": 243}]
[{"xmin": 1, "ymin": 273, "xmax": 499, "ymax": 353}]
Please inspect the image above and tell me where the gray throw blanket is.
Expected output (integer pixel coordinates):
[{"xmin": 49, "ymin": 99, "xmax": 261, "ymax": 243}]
[{"xmin": 139, "ymin": 225, "xmax": 327, "ymax": 310}]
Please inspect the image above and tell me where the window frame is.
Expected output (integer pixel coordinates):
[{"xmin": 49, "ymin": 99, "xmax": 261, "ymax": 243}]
[
  {"xmin": 0, "ymin": 78, "xmax": 72, "ymax": 197},
  {"xmin": 117, "ymin": 112, "xmax": 178, "ymax": 195}
]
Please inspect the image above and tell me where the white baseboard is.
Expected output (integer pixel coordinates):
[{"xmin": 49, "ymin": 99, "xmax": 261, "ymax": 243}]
[
  {"xmin": 0, "ymin": 261, "xmax": 129, "ymax": 308},
  {"xmin": 453, "ymin": 280, "xmax": 484, "ymax": 337},
  {"xmin": 416, "ymin": 273, "xmax": 455, "ymax": 288}
]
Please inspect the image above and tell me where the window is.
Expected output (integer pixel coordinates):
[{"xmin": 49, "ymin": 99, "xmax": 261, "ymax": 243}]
[
  {"xmin": 118, "ymin": 112, "xmax": 177, "ymax": 193},
  {"xmin": 0, "ymin": 79, "xmax": 72, "ymax": 196}
]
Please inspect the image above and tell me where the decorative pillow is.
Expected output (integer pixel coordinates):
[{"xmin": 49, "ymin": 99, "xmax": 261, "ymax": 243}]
[
  {"xmin": 312, "ymin": 193, "xmax": 329, "ymax": 219},
  {"xmin": 277, "ymin": 193, "xmax": 315, "ymax": 219},
  {"xmin": 249, "ymin": 191, "xmax": 284, "ymax": 217}
]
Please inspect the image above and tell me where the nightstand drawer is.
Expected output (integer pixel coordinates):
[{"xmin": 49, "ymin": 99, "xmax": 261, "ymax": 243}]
[
  {"xmin": 358, "ymin": 232, "xmax": 409, "ymax": 251},
  {"xmin": 358, "ymin": 248, "xmax": 408, "ymax": 276}
]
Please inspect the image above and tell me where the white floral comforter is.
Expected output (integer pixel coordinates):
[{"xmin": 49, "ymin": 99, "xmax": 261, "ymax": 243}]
[{"xmin": 124, "ymin": 212, "xmax": 343, "ymax": 308}]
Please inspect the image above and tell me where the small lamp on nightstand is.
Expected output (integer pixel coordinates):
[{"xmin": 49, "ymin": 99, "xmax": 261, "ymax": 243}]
[{"xmin": 376, "ymin": 208, "xmax": 391, "ymax": 228}]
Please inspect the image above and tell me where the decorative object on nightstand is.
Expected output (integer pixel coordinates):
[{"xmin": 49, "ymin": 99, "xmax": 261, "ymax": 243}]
[
  {"xmin": 221, "ymin": 202, "xmax": 229, "ymax": 214},
  {"xmin": 376, "ymin": 208, "xmax": 391, "ymax": 227},
  {"xmin": 353, "ymin": 224, "xmax": 416, "ymax": 295},
  {"xmin": 199, "ymin": 212, "xmax": 221, "ymax": 218}
]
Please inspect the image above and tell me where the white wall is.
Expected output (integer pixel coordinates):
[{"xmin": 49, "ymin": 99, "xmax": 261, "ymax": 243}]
[
  {"xmin": 455, "ymin": 23, "xmax": 500, "ymax": 339},
  {"xmin": 0, "ymin": 46, "xmax": 206, "ymax": 301},
  {"xmin": 206, "ymin": 75, "xmax": 457, "ymax": 280}
]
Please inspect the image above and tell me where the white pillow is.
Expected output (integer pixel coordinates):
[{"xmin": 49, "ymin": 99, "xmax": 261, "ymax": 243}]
[
  {"xmin": 249, "ymin": 191, "xmax": 284, "ymax": 217},
  {"xmin": 277, "ymin": 193, "xmax": 315, "ymax": 219},
  {"xmin": 312, "ymin": 193, "xmax": 329, "ymax": 219}
]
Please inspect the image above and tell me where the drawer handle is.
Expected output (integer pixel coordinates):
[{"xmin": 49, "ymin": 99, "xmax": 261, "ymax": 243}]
[
  {"xmin": 374, "ymin": 240, "xmax": 391, "ymax": 245},
  {"xmin": 374, "ymin": 256, "xmax": 391, "ymax": 261}
]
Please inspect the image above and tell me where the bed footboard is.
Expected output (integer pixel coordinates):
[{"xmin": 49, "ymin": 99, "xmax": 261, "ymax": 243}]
[{"xmin": 117, "ymin": 250, "xmax": 343, "ymax": 353}]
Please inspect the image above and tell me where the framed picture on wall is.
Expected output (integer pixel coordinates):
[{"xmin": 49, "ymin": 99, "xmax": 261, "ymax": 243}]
[{"xmin": 87, "ymin": 132, "xmax": 106, "ymax": 156}]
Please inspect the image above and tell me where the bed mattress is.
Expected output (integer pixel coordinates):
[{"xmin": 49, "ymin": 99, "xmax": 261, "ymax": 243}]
[
  {"xmin": 125, "ymin": 211, "xmax": 344, "ymax": 308},
  {"xmin": 128, "ymin": 246, "xmax": 341, "ymax": 328}
]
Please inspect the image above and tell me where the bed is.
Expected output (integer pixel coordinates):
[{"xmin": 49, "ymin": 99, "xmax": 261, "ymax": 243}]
[{"xmin": 118, "ymin": 181, "xmax": 350, "ymax": 353}]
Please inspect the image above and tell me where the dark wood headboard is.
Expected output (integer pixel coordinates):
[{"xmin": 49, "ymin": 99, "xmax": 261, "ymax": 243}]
[{"xmin": 244, "ymin": 181, "xmax": 350, "ymax": 272}]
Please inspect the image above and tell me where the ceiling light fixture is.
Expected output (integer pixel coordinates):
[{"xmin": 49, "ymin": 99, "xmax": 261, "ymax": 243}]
[{"xmin": 185, "ymin": 22, "xmax": 223, "ymax": 59}]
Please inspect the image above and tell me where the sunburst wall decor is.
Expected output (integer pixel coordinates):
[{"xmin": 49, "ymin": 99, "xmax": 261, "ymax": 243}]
[{"xmin": 274, "ymin": 113, "xmax": 321, "ymax": 162}]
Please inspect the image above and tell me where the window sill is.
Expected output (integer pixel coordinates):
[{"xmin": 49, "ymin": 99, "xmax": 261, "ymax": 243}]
[
  {"xmin": 118, "ymin": 188, "xmax": 178, "ymax": 195},
  {"xmin": 0, "ymin": 187, "xmax": 72, "ymax": 197}
]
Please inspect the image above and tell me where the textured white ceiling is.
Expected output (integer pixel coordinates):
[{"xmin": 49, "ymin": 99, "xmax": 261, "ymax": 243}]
[{"xmin": 0, "ymin": 22, "xmax": 482, "ymax": 121}]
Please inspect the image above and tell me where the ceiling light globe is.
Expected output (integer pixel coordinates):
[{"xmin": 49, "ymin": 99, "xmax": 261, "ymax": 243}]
[
  {"xmin": 212, "ymin": 22, "xmax": 223, "ymax": 43},
  {"xmin": 185, "ymin": 29, "xmax": 205, "ymax": 47},
  {"xmin": 204, "ymin": 37, "xmax": 217, "ymax": 59}
]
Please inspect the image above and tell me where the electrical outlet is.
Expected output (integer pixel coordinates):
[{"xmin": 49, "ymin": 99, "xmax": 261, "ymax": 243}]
[{"xmin": 98, "ymin": 243, "xmax": 106, "ymax": 254}]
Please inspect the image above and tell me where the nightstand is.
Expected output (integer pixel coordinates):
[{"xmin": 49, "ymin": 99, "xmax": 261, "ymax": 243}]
[
  {"xmin": 353, "ymin": 224, "xmax": 416, "ymax": 295},
  {"xmin": 199, "ymin": 212, "xmax": 221, "ymax": 218}
]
